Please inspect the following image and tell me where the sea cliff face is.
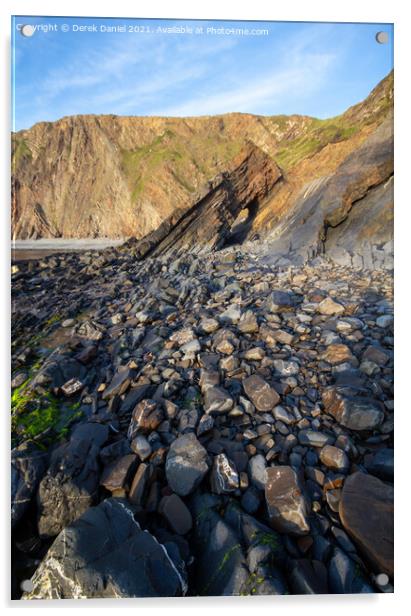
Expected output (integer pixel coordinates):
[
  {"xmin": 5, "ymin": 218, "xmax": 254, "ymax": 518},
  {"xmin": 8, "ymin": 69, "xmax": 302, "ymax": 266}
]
[{"xmin": 12, "ymin": 72, "xmax": 393, "ymax": 264}]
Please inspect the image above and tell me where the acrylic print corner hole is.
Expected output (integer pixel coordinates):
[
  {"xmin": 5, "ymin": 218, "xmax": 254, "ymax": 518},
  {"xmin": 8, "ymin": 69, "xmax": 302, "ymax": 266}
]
[{"xmin": 11, "ymin": 15, "xmax": 394, "ymax": 600}]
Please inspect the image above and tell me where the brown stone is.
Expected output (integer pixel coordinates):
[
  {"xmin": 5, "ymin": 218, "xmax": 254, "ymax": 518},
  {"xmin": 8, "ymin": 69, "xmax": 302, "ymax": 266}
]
[
  {"xmin": 339, "ymin": 472, "xmax": 393, "ymax": 576},
  {"xmin": 322, "ymin": 387, "xmax": 384, "ymax": 431},
  {"xmin": 243, "ymin": 374, "xmax": 280, "ymax": 412},
  {"xmin": 265, "ymin": 466, "xmax": 310, "ymax": 535},
  {"xmin": 322, "ymin": 344, "xmax": 355, "ymax": 365}
]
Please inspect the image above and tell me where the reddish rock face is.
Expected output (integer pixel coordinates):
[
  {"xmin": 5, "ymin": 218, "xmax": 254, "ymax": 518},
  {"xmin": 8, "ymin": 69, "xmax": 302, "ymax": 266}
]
[
  {"xmin": 242, "ymin": 374, "xmax": 280, "ymax": 412},
  {"xmin": 339, "ymin": 472, "xmax": 393, "ymax": 577}
]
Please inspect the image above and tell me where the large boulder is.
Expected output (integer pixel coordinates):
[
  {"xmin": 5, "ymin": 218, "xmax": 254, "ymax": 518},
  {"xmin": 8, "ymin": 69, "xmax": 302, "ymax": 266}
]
[
  {"xmin": 23, "ymin": 499, "xmax": 187, "ymax": 599},
  {"xmin": 11, "ymin": 442, "xmax": 48, "ymax": 528},
  {"xmin": 165, "ymin": 433, "xmax": 209, "ymax": 496},
  {"xmin": 37, "ymin": 423, "xmax": 108, "ymax": 537},
  {"xmin": 339, "ymin": 472, "xmax": 393, "ymax": 577}
]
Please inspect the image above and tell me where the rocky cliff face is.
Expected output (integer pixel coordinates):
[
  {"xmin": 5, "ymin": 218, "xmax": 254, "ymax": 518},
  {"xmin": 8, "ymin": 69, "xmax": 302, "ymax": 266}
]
[{"xmin": 12, "ymin": 72, "xmax": 393, "ymax": 265}]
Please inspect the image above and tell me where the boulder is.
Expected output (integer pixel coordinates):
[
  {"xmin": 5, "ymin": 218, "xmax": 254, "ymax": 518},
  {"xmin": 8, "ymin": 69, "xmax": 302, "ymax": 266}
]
[
  {"xmin": 23, "ymin": 499, "xmax": 187, "ymax": 599},
  {"xmin": 11, "ymin": 442, "xmax": 48, "ymax": 528},
  {"xmin": 339, "ymin": 472, "xmax": 393, "ymax": 576},
  {"xmin": 37, "ymin": 423, "xmax": 108, "ymax": 538}
]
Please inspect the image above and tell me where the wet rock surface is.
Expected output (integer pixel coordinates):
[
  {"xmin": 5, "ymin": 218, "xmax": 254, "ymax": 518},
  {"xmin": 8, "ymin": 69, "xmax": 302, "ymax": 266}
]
[{"xmin": 11, "ymin": 245, "xmax": 393, "ymax": 597}]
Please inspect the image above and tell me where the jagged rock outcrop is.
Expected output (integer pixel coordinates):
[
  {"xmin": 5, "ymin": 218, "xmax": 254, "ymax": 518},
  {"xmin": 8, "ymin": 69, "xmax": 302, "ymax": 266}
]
[{"xmin": 122, "ymin": 145, "xmax": 282, "ymax": 259}]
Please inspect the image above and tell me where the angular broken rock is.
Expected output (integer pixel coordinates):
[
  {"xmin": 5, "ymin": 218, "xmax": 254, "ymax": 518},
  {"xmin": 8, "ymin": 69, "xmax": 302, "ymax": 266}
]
[
  {"xmin": 100, "ymin": 454, "xmax": 137, "ymax": 493},
  {"xmin": 128, "ymin": 399, "xmax": 164, "ymax": 438},
  {"xmin": 266, "ymin": 290, "xmax": 295, "ymax": 313},
  {"xmin": 74, "ymin": 320, "xmax": 105, "ymax": 341},
  {"xmin": 103, "ymin": 367, "xmax": 135, "ymax": 399},
  {"xmin": 265, "ymin": 466, "xmax": 310, "ymax": 535},
  {"xmin": 339, "ymin": 472, "xmax": 393, "ymax": 577},
  {"xmin": 23, "ymin": 499, "xmax": 187, "ymax": 599},
  {"xmin": 318, "ymin": 297, "xmax": 345, "ymax": 316},
  {"xmin": 237, "ymin": 310, "xmax": 259, "ymax": 333},
  {"xmin": 165, "ymin": 433, "xmax": 209, "ymax": 496},
  {"xmin": 131, "ymin": 434, "xmax": 152, "ymax": 461},
  {"xmin": 61, "ymin": 378, "xmax": 84, "ymax": 396},
  {"xmin": 322, "ymin": 387, "xmax": 384, "ymax": 431},
  {"xmin": 210, "ymin": 453, "xmax": 239, "ymax": 494},
  {"xmin": 243, "ymin": 374, "xmax": 280, "ymax": 412},
  {"xmin": 203, "ymin": 386, "xmax": 234, "ymax": 415}
]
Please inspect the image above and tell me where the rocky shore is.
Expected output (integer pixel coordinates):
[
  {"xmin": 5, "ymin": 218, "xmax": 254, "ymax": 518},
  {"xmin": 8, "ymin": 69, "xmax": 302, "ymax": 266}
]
[{"xmin": 11, "ymin": 244, "xmax": 393, "ymax": 598}]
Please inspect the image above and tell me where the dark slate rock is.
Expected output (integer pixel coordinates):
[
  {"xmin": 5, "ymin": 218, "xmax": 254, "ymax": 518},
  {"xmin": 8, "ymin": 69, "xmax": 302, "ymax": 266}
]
[
  {"xmin": 364, "ymin": 448, "xmax": 394, "ymax": 481},
  {"xmin": 23, "ymin": 499, "xmax": 187, "ymax": 598},
  {"xmin": 328, "ymin": 547, "xmax": 374, "ymax": 593},
  {"xmin": 11, "ymin": 442, "xmax": 48, "ymax": 528},
  {"xmin": 37, "ymin": 424, "xmax": 108, "ymax": 538},
  {"xmin": 288, "ymin": 559, "xmax": 329, "ymax": 594},
  {"xmin": 100, "ymin": 454, "xmax": 137, "ymax": 493},
  {"xmin": 339, "ymin": 471, "xmax": 393, "ymax": 576}
]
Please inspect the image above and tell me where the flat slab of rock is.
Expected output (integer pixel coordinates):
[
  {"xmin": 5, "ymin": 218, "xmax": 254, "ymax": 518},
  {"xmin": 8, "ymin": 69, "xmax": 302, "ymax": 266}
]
[
  {"xmin": 339, "ymin": 471, "xmax": 393, "ymax": 577},
  {"xmin": 243, "ymin": 374, "xmax": 280, "ymax": 411},
  {"xmin": 23, "ymin": 498, "xmax": 187, "ymax": 599},
  {"xmin": 165, "ymin": 433, "xmax": 209, "ymax": 496},
  {"xmin": 265, "ymin": 466, "xmax": 310, "ymax": 535},
  {"xmin": 323, "ymin": 387, "xmax": 384, "ymax": 431}
]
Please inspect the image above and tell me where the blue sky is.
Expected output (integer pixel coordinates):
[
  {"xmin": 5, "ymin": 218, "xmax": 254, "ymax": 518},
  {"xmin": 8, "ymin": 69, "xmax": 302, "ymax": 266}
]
[{"xmin": 11, "ymin": 17, "xmax": 393, "ymax": 131}]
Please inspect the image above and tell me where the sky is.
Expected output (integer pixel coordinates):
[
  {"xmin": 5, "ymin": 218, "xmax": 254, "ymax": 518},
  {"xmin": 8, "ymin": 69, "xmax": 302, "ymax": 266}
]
[{"xmin": 11, "ymin": 16, "xmax": 393, "ymax": 131}]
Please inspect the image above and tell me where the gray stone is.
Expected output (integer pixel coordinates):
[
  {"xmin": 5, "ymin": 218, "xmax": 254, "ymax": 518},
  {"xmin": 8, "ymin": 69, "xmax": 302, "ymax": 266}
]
[
  {"xmin": 131, "ymin": 435, "xmax": 152, "ymax": 461},
  {"xmin": 165, "ymin": 433, "xmax": 209, "ymax": 496},
  {"xmin": 11, "ymin": 442, "xmax": 48, "ymax": 528},
  {"xmin": 248, "ymin": 454, "xmax": 268, "ymax": 491},
  {"xmin": 273, "ymin": 360, "xmax": 299, "ymax": 377},
  {"xmin": 298, "ymin": 430, "xmax": 333, "ymax": 448},
  {"xmin": 23, "ymin": 499, "xmax": 187, "ymax": 599},
  {"xmin": 204, "ymin": 386, "xmax": 234, "ymax": 415},
  {"xmin": 339, "ymin": 472, "xmax": 393, "ymax": 576}
]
